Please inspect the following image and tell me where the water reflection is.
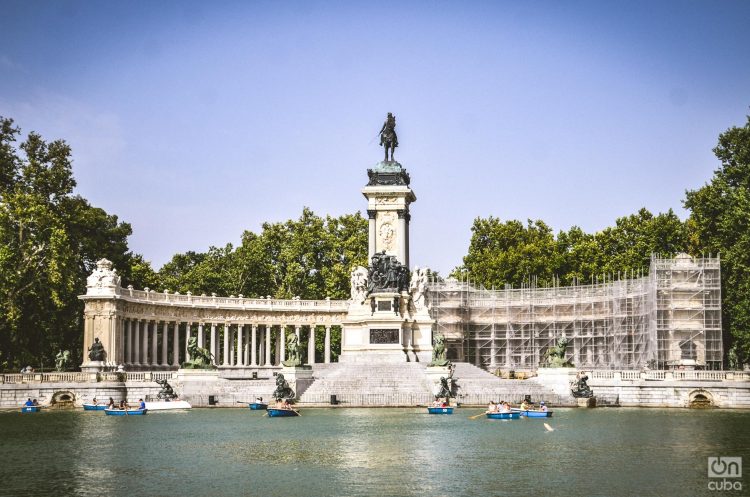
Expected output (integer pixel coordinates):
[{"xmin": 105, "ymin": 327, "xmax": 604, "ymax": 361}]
[{"xmin": 0, "ymin": 407, "xmax": 748, "ymax": 497}]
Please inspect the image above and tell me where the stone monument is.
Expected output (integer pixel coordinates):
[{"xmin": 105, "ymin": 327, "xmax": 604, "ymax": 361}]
[
  {"xmin": 339, "ymin": 114, "xmax": 434, "ymax": 363},
  {"xmin": 80, "ymin": 258, "xmax": 122, "ymax": 372}
]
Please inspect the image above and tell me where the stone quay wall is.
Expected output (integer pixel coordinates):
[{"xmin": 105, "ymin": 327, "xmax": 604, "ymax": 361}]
[{"xmin": 3, "ymin": 368, "xmax": 750, "ymax": 409}]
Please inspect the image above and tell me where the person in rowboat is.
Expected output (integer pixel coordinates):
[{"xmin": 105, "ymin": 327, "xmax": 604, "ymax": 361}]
[
  {"xmin": 119, "ymin": 399, "xmax": 128, "ymax": 410},
  {"xmin": 138, "ymin": 399, "xmax": 146, "ymax": 410},
  {"xmin": 107, "ymin": 397, "xmax": 115, "ymax": 408},
  {"xmin": 520, "ymin": 399, "xmax": 530, "ymax": 411},
  {"xmin": 92, "ymin": 397, "xmax": 98, "ymax": 405},
  {"xmin": 24, "ymin": 398, "xmax": 33, "ymax": 407},
  {"xmin": 539, "ymin": 401, "xmax": 548, "ymax": 412},
  {"xmin": 32, "ymin": 399, "xmax": 39, "ymax": 406}
]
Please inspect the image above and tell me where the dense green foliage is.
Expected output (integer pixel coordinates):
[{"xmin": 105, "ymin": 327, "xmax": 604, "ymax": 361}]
[
  {"xmin": 453, "ymin": 208, "xmax": 688, "ymax": 288},
  {"xmin": 684, "ymin": 115, "xmax": 750, "ymax": 365},
  {"xmin": 156, "ymin": 208, "xmax": 368, "ymax": 300},
  {"xmin": 0, "ymin": 117, "xmax": 149, "ymax": 370}
]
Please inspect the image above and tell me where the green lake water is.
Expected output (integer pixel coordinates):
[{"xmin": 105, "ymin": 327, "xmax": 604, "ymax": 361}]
[{"xmin": 0, "ymin": 407, "xmax": 748, "ymax": 497}]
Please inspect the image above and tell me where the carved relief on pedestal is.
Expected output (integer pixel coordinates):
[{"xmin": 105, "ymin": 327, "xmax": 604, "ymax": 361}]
[{"xmin": 377, "ymin": 211, "xmax": 397, "ymax": 253}]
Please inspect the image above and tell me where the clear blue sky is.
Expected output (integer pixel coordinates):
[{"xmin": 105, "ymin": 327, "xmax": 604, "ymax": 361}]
[{"xmin": 2, "ymin": 1, "xmax": 749, "ymax": 275}]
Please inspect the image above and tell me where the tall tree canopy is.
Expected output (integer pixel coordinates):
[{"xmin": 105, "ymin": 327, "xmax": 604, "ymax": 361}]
[
  {"xmin": 156, "ymin": 208, "xmax": 368, "ymax": 300},
  {"xmin": 453, "ymin": 208, "xmax": 688, "ymax": 290},
  {"xmin": 685, "ymin": 114, "xmax": 750, "ymax": 364},
  {"xmin": 0, "ymin": 117, "xmax": 150, "ymax": 370}
]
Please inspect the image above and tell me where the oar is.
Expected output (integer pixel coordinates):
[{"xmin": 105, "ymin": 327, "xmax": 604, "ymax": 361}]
[
  {"xmin": 293, "ymin": 409, "xmax": 301, "ymax": 417},
  {"xmin": 468, "ymin": 411, "xmax": 488, "ymax": 420}
]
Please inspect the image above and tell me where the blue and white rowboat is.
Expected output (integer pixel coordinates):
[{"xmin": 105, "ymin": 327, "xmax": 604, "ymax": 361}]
[
  {"xmin": 83, "ymin": 403, "xmax": 107, "ymax": 411},
  {"xmin": 427, "ymin": 407, "xmax": 454, "ymax": 414},
  {"xmin": 248, "ymin": 403, "xmax": 268, "ymax": 410},
  {"xmin": 486, "ymin": 411, "xmax": 521, "ymax": 420},
  {"xmin": 21, "ymin": 406, "xmax": 40, "ymax": 413}
]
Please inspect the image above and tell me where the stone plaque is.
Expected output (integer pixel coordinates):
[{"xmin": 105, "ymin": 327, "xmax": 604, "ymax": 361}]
[
  {"xmin": 377, "ymin": 300, "xmax": 392, "ymax": 312},
  {"xmin": 370, "ymin": 329, "xmax": 400, "ymax": 344}
]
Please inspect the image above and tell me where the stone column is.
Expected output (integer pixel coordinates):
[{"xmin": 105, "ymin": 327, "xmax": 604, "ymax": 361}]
[
  {"xmin": 368, "ymin": 209, "xmax": 376, "ymax": 258},
  {"xmin": 198, "ymin": 323, "xmax": 204, "ymax": 349},
  {"xmin": 265, "ymin": 326, "xmax": 273, "ymax": 366},
  {"xmin": 126, "ymin": 320, "xmax": 133, "ymax": 366},
  {"xmin": 243, "ymin": 326, "xmax": 249, "ymax": 365},
  {"xmin": 280, "ymin": 325, "xmax": 286, "ymax": 363},
  {"xmin": 222, "ymin": 323, "xmax": 229, "ymax": 366},
  {"xmin": 258, "ymin": 327, "xmax": 264, "ymax": 366},
  {"xmin": 142, "ymin": 320, "xmax": 149, "ymax": 367},
  {"xmin": 185, "ymin": 321, "xmax": 192, "ymax": 361},
  {"xmin": 250, "ymin": 325, "xmax": 257, "ymax": 366},
  {"xmin": 229, "ymin": 324, "xmax": 236, "ymax": 366},
  {"xmin": 210, "ymin": 323, "xmax": 217, "ymax": 365},
  {"xmin": 161, "ymin": 321, "xmax": 168, "ymax": 366},
  {"xmin": 151, "ymin": 320, "xmax": 158, "ymax": 367},
  {"xmin": 324, "ymin": 325, "xmax": 331, "ymax": 364},
  {"xmin": 133, "ymin": 320, "xmax": 141, "ymax": 365},
  {"xmin": 172, "ymin": 322, "xmax": 180, "ymax": 366},
  {"xmin": 308, "ymin": 325, "xmax": 316, "ymax": 365},
  {"xmin": 397, "ymin": 209, "xmax": 407, "ymax": 266},
  {"xmin": 237, "ymin": 324, "xmax": 245, "ymax": 366}
]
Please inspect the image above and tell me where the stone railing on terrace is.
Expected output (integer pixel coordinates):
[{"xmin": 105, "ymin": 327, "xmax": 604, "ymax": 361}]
[
  {"xmin": 588, "ymin": 370, "xmax": 749, "ymax": 382},
  {"xmin": 1, "ymin": 371, "xmax": 178, "ymax": 384},
  {"xmin": 109, "ymin": 286, "xmax": 349, "ymax": 312}
]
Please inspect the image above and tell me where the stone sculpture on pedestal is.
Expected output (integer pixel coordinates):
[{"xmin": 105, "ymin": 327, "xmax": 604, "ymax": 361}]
[
  {"xmin": 87, "ymin": 338, "xmax": 106, "ymax": 362},
  {"xmin": 545, "ymin": 337, "xmax": 573, "ymax": 368},
  {"xmin": 272, "ymin": 373, "xmax": 295, "ymax": 401},
  {"xmin": 182, "ymin": 337, "xmax": 215, "ymax": 369}
]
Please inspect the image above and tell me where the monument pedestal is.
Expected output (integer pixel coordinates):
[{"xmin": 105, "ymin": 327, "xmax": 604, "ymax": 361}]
[
  {"xmin": 81, "ymin": 361, "xmax": 105, "ymax": 373},
  {"xmin": 281, "ymin": 365, "xmax": 313, "ymax": 398},
  {"xmin": 577, "ymin": 397, "xmax": 597, "ymax": 408},
  {"xmin": 425, "ymin": 365, "xmax": 452, "ymax": 397}
]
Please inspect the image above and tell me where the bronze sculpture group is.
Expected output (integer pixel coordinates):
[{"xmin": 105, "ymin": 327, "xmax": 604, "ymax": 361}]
[
  {"xmin": 379, "ymin": 112, "xmax": 398, "ymax": 162},
  {"xmin": 182, "ymin": 337, "xmax": 215, "ymax": 369}
]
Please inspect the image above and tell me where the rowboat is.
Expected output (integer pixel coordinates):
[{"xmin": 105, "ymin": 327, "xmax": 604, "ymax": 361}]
[
  {"xmin": 520, "ymin": 410, "xmax": 553, "ymax": 418},
  {"xmin": 266, "ymin": 407, "xmax": 300, "ymax": 417},
  {"xmin": 104, "ymin": 408, "xmax": 147, "ymax": 416},
  {"xmin": 248, "ymin": 402, "xmax": 268, "ymax": 410},
  {"xmin": 144, "ymin": 401, "xmax": 192, "ymax": 411},
  {"xmin": 21, "ymin": 406, "xmax": 40, "ymax": 413},
  {"xmin": 427, "ymin": 406, "xmax": 454, "ymax": 414},
  {"xmin": 510, "ymin": 408, "xmax": 553, "ymax": 418},
  {"xmin": 486, "ymin": 411, "xmax": 521, "ymax": 420},
  {"xmin": 82, "ymin": 403, "xmax": 107, "ymax": 411}
]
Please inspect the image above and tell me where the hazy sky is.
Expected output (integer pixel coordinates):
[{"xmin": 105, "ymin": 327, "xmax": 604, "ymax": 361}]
[{"xmin": 1, "ymin": 1, "xmax": 749, "ymax": 276}]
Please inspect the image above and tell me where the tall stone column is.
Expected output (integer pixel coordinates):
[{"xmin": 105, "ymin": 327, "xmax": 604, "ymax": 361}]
[
  {"xmin": 368, "ymin": 209, "xmax": 376, "ymax": 259},
  {"xmin": 161, "ymin": 321, "xmax": 168, "ymax": 366},
  {"xmin": 308, "ymin": 325, "xmax": 316, "ymax": 365},
  {"xmin": 141, "ymin": 321, "xmax": 149, "ymax": 367},
  {"xmin": 250, "ymin": 325, "xmax": 257, "ymax": 366},
  {"xmin": 172, "ymin": 322, "xmax": 180, "ymax": 366},
  {"xmin": 258, "ymin": 327, "xmax": 264, "ymax": 366},
  {"xmin": 265, "ymin": 326, "xmax": 272, "ymax": 366},
  {"xmin": 397, "ymin": 210, "xmax": 407, "ymax": 267},
  {"xmin": 126, "ymin": 319, "xmax": 133, "ymax": 366},
  {"xmin": 185, "ymin": 321, "xmax": 192, "ymax": 361},
  {"xmin": 133, "ymin": 320, "xmax": 141, "ymax": 365},
  {"xmin": 280, "ymin": 325, "xmax": 286, "ymax": 362},
  {"xmin": 151, "ymin": 321, "xmax": 158, "ymax": 367},
  {"xmin": 198, "ymin": 323, "xmax": 204, "ymax": 349},
  {"xmin": 324, "ymin": 326, "xmax": 331, "ymax": 364},
  {"xmin": 222, "ymin": 323, "xmax": 229, "ymax": 366},
  {"xmin": 229, "ymin": 325, "xmax": 236, "ymax": 366},
  {"xmin": 237, "ymin": 324, "xmax": 245, "ymax": 366},
  {"xmin": 210, "ymin": 323, "xmax": 217, "ymax": 365},
  {"xmin": 244, "ymin": 327, "xmax": 249, "ymax": 365}
]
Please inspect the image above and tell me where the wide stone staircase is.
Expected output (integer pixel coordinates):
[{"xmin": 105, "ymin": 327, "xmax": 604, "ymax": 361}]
[
  {"xmin": 451, "ymin": 362, "xmax": 569, "ymax": 406},
  {"xmin": 297, "ymin": 362, "xmax": 569, "ymax": 407},
  {"xmin": 299, "ymin": 362, "xmax": 434, "ymax": 406},
  {"xmin": 179, "ymin": 376, "xmax": 278, "ymax": 407}
]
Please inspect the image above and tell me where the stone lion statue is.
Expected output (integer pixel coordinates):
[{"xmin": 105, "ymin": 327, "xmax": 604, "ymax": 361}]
[
  {"xmin": 429, "ymin": 333, "xmax": 451, "ymax": 367},
  {"xmin": 545, "ymin": 337, "xmax": 573, "ymax": 368}
]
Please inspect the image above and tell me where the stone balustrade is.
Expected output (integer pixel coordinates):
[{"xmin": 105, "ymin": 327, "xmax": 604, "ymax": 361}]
[{"xmin": 587, "ymin": 370, "xmax": 749, "ymax": 382}]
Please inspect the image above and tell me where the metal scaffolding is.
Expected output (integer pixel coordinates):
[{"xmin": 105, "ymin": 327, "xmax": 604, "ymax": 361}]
[{"xmin": 428, "ymin": 254, "xmax": 722, "ymax": 371}]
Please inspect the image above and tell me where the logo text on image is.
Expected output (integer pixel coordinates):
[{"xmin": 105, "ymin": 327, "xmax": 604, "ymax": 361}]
[{"xmin": 708, "ymin": 457, "xmax": 742, "ymax": 478}]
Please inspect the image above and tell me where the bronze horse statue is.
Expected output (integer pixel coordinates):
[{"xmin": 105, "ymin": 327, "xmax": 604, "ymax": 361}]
[{"xmin": 379, "ymin": 112, "xmax": 398, "ymax": 162}]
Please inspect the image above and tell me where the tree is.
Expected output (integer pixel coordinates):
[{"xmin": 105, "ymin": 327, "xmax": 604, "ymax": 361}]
[
  {"xmin": 685, "ymin": 114, "xmax": 750, "ymax": 365},
  {"xmin": 0, "ymin": 116, "xmax": 152, "ymax": 370}
]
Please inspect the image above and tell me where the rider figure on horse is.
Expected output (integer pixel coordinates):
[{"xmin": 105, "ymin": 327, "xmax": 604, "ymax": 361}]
[{"xmin": 379, "ymin": 112, "xmax": 398, "ymax": 161}]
